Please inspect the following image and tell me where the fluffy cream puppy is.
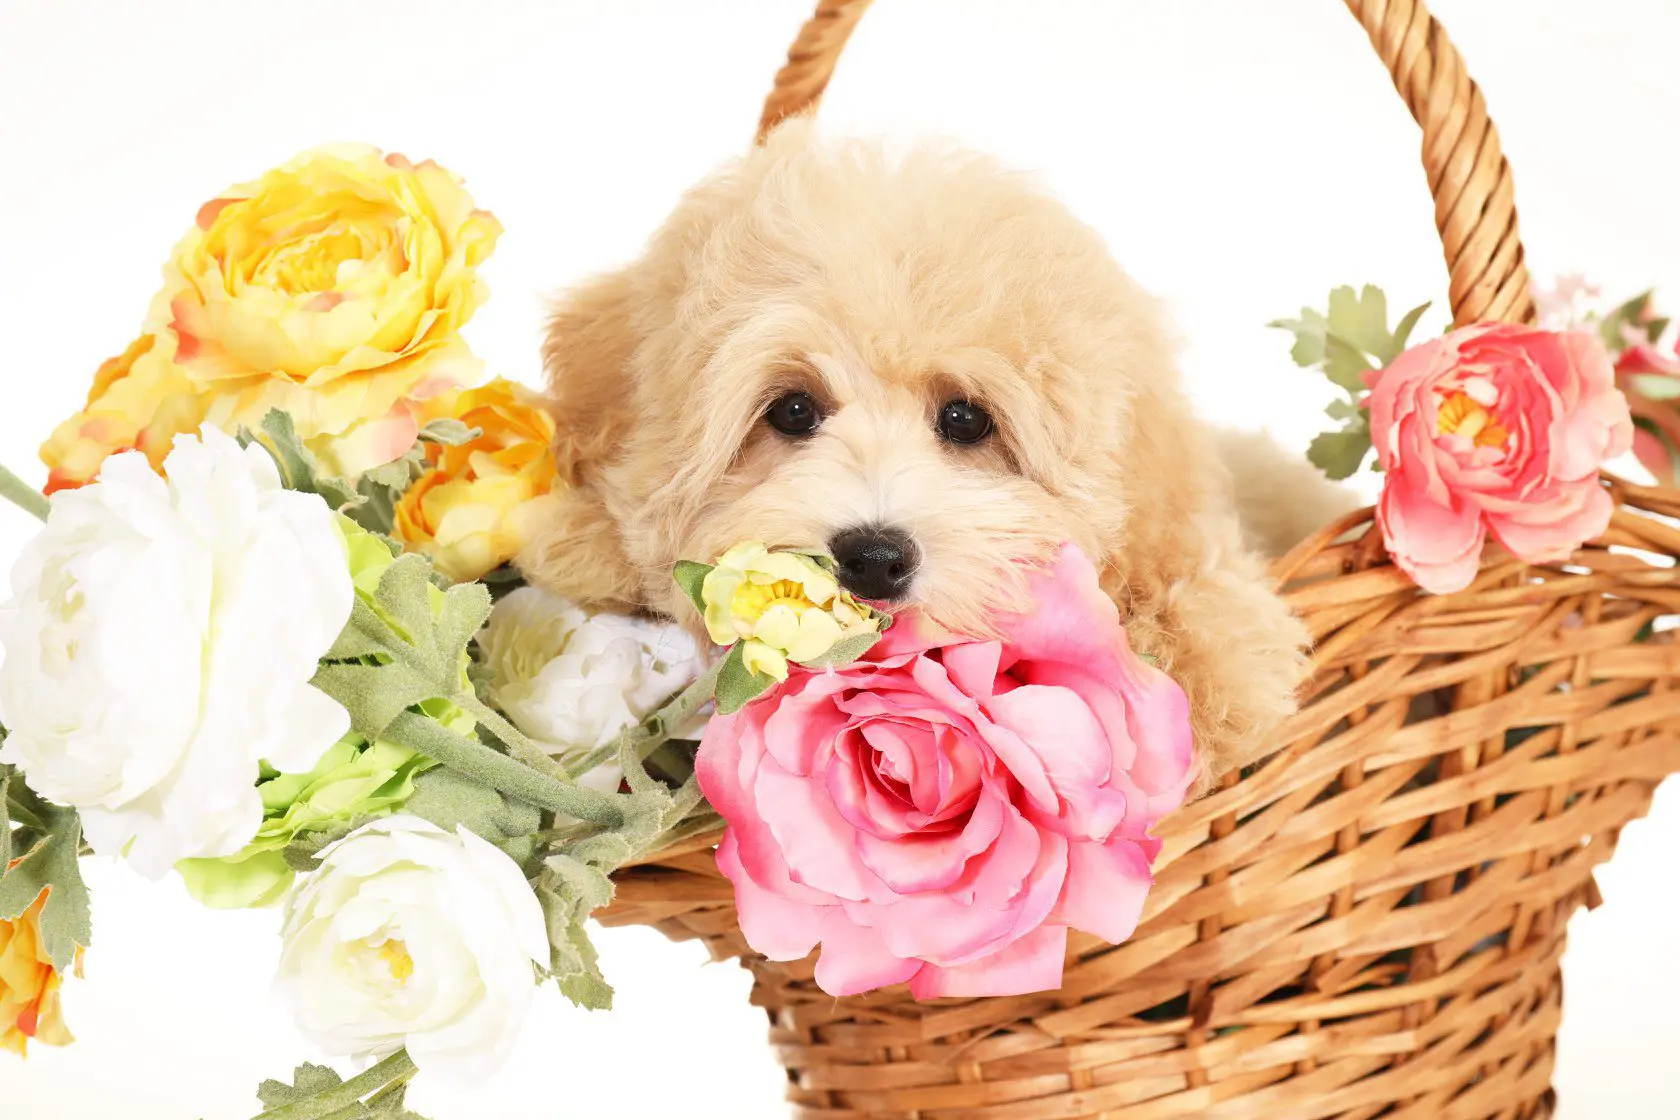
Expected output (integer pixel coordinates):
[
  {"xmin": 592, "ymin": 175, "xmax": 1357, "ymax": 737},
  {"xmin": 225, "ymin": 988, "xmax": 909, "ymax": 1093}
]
[{"xmin": 524, "ymin": 121, "xmax": 1342, "ymax": 785}]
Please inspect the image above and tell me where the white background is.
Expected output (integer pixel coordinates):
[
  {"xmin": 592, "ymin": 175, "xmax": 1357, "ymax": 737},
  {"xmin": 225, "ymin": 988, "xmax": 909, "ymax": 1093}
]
[{"xmin": 2, "ymin": 1, "xmax": 1678, "ymax": 1116}]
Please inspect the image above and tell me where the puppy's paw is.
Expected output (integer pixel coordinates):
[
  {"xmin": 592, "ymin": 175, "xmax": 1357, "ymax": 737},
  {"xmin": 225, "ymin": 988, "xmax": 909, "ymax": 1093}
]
[
  {"xmin": 1112, "ymin": 526, "xmax": 1312, "ymax": 793},
  {"xmin": 1178, "ymin": 592, "xmax": 1310, "ymax": 791}
]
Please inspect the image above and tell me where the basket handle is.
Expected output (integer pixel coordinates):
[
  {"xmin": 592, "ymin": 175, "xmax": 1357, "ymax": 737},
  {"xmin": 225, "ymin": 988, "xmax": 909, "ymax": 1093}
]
[{"xmin": 756, "ymin": 0, "xmax": 1534, "ymax": 327}]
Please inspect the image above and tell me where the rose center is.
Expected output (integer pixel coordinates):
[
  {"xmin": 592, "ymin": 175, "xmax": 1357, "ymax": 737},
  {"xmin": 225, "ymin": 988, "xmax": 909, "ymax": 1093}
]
[
  {"xmin": 730, "ymin": 579, "xmax": 815, "ymax": 625},
  {"xmin": 1436, "ymin": 390, "xmax": 1509, "ymax": 449},
  {"xmin": 376, "ymin": 938, "xmax": 414, "ymax": 984}
]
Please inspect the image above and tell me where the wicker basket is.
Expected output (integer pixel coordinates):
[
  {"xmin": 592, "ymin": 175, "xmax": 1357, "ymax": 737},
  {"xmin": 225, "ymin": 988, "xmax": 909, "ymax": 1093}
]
[{"xmin": 600, "ymin": 2, "xmax": 1680, "ymax": 1115}]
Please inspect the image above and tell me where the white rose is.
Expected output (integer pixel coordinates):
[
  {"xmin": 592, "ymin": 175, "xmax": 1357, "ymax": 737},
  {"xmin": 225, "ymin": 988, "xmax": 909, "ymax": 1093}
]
[
  {"xmin": 0, "ymin": 427, "xmax": 351, "ymax": 876},
  {"xmin": 478, "ymin": 587, "xmax": 707, "ymax": 788},
  {"xmin": 275, "ymin": 815, "xmax": 547, "ymax": 1085}
]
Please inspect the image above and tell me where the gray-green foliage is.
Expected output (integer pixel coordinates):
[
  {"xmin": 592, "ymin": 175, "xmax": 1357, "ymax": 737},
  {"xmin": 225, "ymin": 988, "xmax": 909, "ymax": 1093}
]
[
  {"xmin": 253, "ymin": 1055, "xmax": 426, "ymax": 1120},
  {"xmin": 311, "ymin": 553, "xmax": 493, "ymax": 739},
  {"xmin": 0, "ymin": 762, "xmax": 90, "ymax": 971},
  {"xmin": 243, "ymin": 411, "xmax": 363, "ymax": 515},
  {"xmin": 241, "ymin": 408, "xmax": 482, "ymax": 537},
  {"xmin": 1271, "ymin": 285, "xmax": 1432, "ymax": 480}
]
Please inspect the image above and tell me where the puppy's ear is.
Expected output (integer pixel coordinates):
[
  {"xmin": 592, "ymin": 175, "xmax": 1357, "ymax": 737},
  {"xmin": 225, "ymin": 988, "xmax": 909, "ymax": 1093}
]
[{"xmin": 520, "ymin": 270, "xmax": 646, "ymax": 610}]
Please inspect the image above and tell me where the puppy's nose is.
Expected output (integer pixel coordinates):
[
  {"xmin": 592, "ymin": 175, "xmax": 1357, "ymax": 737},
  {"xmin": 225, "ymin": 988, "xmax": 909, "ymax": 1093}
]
[{"xmin": 829, "ymin": 526, "xmax": 919, "ymax": 602}]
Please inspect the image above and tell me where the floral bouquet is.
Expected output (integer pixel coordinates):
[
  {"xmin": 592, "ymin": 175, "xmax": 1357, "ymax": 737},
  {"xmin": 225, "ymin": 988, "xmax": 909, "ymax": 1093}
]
[{"xmin": 0, "ymin": 147, "xmax": 1200, "ymax": 1116}]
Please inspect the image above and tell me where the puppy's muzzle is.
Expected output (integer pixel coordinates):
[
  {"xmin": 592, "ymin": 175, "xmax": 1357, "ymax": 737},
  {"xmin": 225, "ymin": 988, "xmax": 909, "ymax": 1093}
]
[{"xmin": 830, "ymin": 526, "xmax": 918, "ymax": 602}]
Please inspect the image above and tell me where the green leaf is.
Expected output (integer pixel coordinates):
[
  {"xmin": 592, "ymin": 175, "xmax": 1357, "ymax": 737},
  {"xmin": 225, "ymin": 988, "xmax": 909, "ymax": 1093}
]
[
  {"xmin": 541, "ymin": 854, "xmax": 613, "ymax": 931},
  {"xmin": 1626, "ymin": 372, "xmax": 1680, "ymax": 401},
  {"xmin": 714, "ymin": 643, "xmax": 777, "ymax": 715},
  {"xmin": 0, "ymin": 802, "xmax": 90, "ymax": 967},
  {"xmin": 0, "ymin": 803, "xmax": 91, "ymax": 970},
  {"xmin": 1307, "ymin": 428, "xmax": 1373, "ymax": 481},
  {"xmin": 345, "ymin": 445, "xmax": 429, "ymax": 536},
  {"xmin": 672, "ymin": 560, "xmax": 712, "ymax": 616},
  {"xmin": 417, "ymin": 418, "xmax": 480, "ymax": 446},
  {"xmin": 0, "ymin": 763, "xmax": 14, "ymax": 873},
  {"xmin": 252, "ymin": 1052, "xmax": 425, "ymax": 1120},
  {"xmin": 244, "ymin": 410, "xmax": 364, "ymax": 513},
  {"xmin": 1387, "ymin": 301, "xmax": 1433, "ymax": 361},
  {"xmin": 360, "ymin": 456, "xmax": 421, "ymax": 494},
  {"xmin": 313, "ymin": 555, "xmax": 491, "ymax": 740},
  {"xmin": 1326, "ymin": 285, "xmax": 1392, "ymax": 359},
  {"xmin": 365, "ymin": 1083, "xmax": 428, "ymax": 1120},
  {"xmin": 797, "ymin": 630, "xmax": 882, "ymax": 669},
  {"xmin": 402, "ymin": 766, "xmax": 541, "ymax": 867},
  {"xmin": 1325, "ymin": 398, "xmax": 1362, "ymax": 423},
  {"xmin": 555, "ymin": 921, "xmax": 614, "ymax": 1010},
  {"xmin": 538, "ymin": 856, "xmax": 617, "ymax": 1011},
  {"xmin": 1268, "ymin": 308, "xmax": 1329, "ymax": 369},
  {"xmin": 258, "ymin": 1064, "xmax": 347, "ymax": 1111},
  {"xmin": 1321, "ymin": 333, "xmax": 1376, "ymax": 393},
  {"xmin": 2, "ymin": 753, "xmax": 48, "ymax": 835},
  {"xmin": 1275, "ymin": 287, "xmax": 1428, "ymax": 390}
]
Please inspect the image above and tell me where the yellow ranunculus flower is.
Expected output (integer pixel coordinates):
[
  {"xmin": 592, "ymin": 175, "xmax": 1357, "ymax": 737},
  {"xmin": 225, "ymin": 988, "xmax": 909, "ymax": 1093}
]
[
  {"xmin": 700, "ymin": 543, "xmax": 882, "ymax": 681},
  {"xmin": 0, "ymin": 885, "xmax": 80, "ymax": 1057},
  {"xmin": 39, "ymin": 333, "xmax": 206, "ymax": 494},
  {"xmin": 151, "ymin": 145, "xmax": 501, "ymax": 472},
  {"xmin": 393, "ymin": 378, "xmax": 562, "ymax": 582}
]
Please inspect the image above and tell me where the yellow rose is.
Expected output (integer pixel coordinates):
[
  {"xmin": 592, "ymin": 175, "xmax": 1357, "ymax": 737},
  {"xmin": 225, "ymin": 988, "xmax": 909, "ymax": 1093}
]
[
  {"xmin": 700, "ymin": 543, "xmax": 883, "ymax": 680},
  {"xmin": 39, "ymin": 333, "xmax": 206, "ymax": 493},
  {"xmin": 393, "ymin": 378, "xmax": 561, "ymax": 582},
  {"xmin": 152, "ymin": 145, "xmax": 501, "ymax": 471},
  {"xmin": 0, "ymin": 885, "xmax": 80, "ymax": 1057}
]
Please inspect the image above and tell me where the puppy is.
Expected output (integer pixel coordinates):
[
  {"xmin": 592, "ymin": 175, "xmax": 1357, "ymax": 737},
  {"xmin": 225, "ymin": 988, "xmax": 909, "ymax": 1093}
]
[{"xmin": 523, "ymin": 121, "xmax": 1339, "ymax": 788}]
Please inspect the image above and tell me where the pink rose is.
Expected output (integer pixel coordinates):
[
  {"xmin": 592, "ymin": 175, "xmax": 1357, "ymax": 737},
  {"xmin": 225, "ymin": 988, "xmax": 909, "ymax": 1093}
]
[
  {"xmin": 1367, "ymin": 324, "xmax": 1632, "ymax": 594},
  {"xmin": 695, "ymin": 544, "xmax": 1194, "ymax": 999}
]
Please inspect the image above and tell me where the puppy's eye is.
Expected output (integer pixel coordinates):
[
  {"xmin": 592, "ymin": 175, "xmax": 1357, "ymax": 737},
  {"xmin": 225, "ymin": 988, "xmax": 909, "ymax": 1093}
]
[
  {"xmin": 765, "ymin": 391, "xmax": 822, "ymax": 437},
  {"xmin": 937, "ymin": 400, "xmax": 993, "ymax": 444}
]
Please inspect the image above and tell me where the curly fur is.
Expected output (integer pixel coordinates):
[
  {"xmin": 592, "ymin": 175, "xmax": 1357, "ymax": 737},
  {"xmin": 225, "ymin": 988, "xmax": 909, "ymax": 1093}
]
[{"xmin": 524, "ymin": 120, "xmax": 1346, "ymax": 788}]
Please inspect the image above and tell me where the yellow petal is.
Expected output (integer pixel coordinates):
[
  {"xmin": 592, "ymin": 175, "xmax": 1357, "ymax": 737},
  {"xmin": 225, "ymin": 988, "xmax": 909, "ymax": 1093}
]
[
  {"xmin": 751, "ymin": 603, "xmax": 806, "ymax": 653},
  {"xmin": 700, "ymin": 568, "xmax": 748, "ymax": 646},
  {"xmin": 741, "ymin": 640, "xmax": 789, "ymax": 681},
  {"xmin": 785, "ymin": 607, "xmax": 846, "ymax": 663}
]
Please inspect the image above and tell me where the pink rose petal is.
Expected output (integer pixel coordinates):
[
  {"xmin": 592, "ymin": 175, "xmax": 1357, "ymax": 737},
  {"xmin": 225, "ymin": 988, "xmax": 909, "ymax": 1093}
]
[
  {"xmin": 1055, "ymin": 838, "xmax": 1154, "ymax": 943},
  {"xmin": 909, "ymin": 924, "xmax": 1069, "ymax": 999}
]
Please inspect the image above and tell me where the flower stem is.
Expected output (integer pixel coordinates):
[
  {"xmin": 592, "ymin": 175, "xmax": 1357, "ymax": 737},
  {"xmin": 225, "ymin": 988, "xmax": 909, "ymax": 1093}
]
[
  {"xmin": 385, "ymin": 709, "xmax": 625, "ymax": 828},
  {"xmin": 648, "ymin": 657, "xmax": 723, "ymax": 741},
  {"xmin": 454, "ymin": 692, "xmax": 571, "ymax": 781},
  {"xmin": 560, "ymin": 658, "xmax": 723, "ymax": 782},
  {"xmin": 0, "ymin": 461, "xmax": 48, "ymax": 522},
  {"xmin": 251, "ymin": 1050, "xmax": 415, "ymax": 1120}
]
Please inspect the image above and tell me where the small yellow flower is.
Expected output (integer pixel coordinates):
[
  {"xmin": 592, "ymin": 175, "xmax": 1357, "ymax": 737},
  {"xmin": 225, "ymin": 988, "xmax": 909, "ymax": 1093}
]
[
  {"xmin": 152, "ymin": 144, "xmax": 501, "ymax": 464},
  {"xmin": 393, "ymin": 378, "xmax": 562, "ymax": 581},
  {"xmin": 0, "ymin": 886, "xmax": 81, "ymax": 1057},
  {"xmin": 39, "ymin": 333, "xmax": 206, "ymax": 493},
  {"xmin": 701, "ymin": 543, "xmax": 882, "ymax": 680}
]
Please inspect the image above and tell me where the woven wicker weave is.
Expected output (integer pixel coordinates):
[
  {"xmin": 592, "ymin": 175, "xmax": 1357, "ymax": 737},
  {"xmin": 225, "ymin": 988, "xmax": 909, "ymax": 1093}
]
[{"xmin": 600, "ymin": 2, "xmax": 1680, "ymax": 1115}]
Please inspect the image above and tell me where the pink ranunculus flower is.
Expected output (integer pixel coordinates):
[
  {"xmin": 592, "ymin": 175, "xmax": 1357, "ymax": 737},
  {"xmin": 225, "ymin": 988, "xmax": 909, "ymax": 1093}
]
[
  {"xmin": 1367, "ymin": 324, "xmax": 1633, "ymax": 594},
  {"xmin": 695, "ymin": 544, "xmax": 1194, "ymax": 1000}
]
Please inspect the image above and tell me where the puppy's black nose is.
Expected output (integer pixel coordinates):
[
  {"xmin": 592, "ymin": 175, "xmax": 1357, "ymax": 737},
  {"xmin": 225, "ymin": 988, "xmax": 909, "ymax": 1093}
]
[{"xmin": 829, "ymin": 526, "xmax": 919, "ymax": 602}]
